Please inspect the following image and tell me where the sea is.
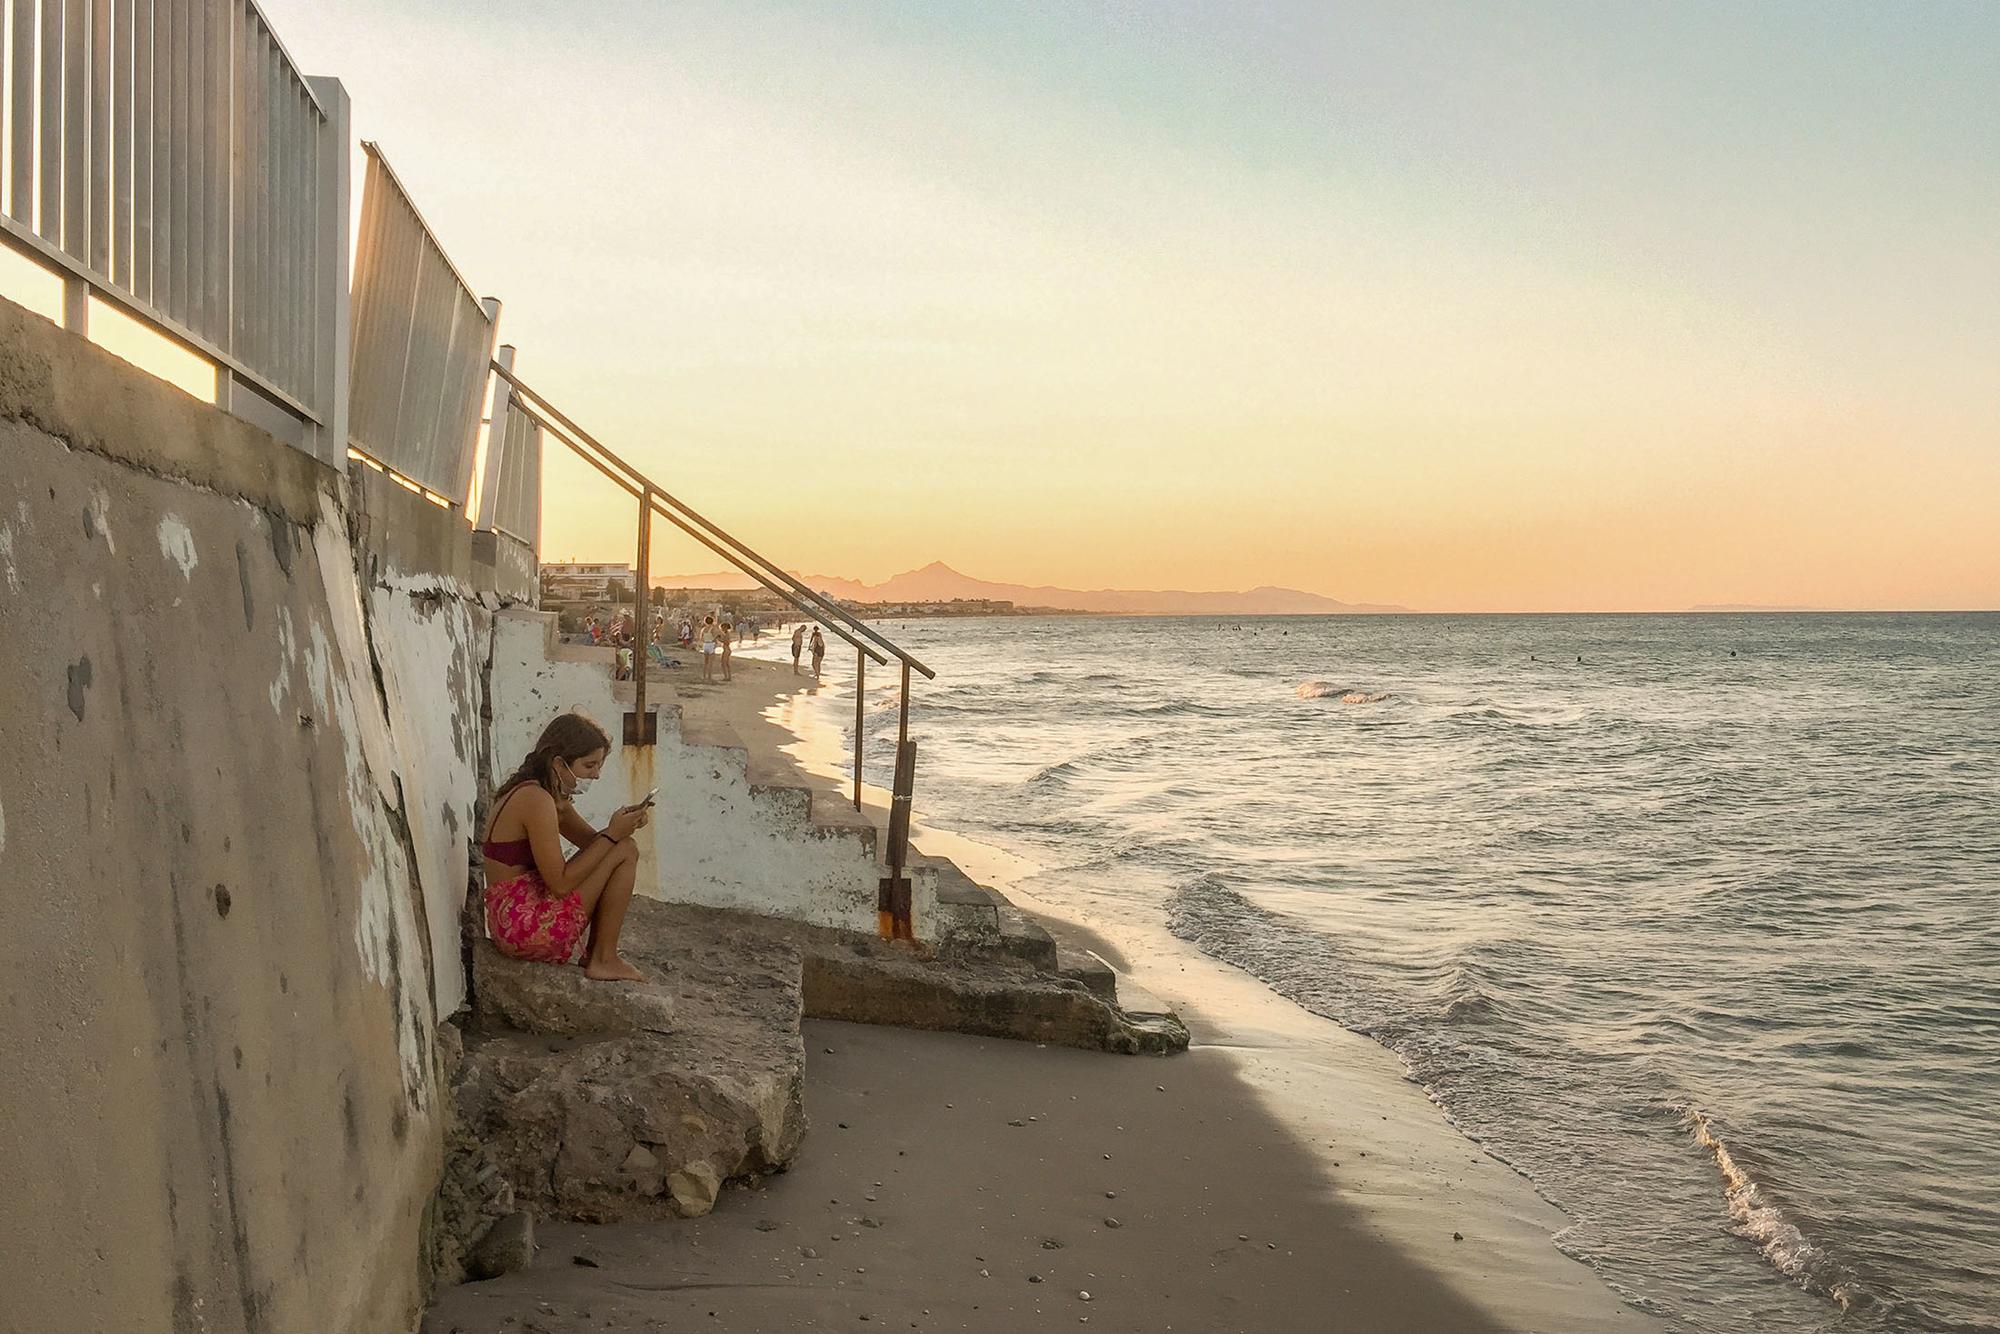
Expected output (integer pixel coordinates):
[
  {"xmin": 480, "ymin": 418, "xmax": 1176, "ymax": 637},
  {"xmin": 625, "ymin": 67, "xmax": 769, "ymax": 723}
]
[{"xmin": 772, "ymin": 612, "xmax": 1999, "ymax": 1334}]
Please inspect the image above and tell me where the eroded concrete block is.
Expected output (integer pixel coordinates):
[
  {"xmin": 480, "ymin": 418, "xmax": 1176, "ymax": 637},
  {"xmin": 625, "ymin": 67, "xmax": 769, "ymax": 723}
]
[
  {"xmin": 468, "ymin": 1211, "xmax": 535, "ymax": 1280},
  {"xmin": 455, "ymin": 901, "xmax": 806, "ymax": 1222},
  {"xmin": 471, "ymin": 939, "xmax": 676, "ymax": 1036},
  {"xmin": 803, "ymin": 939, "xmax": 1188, "ymax": 1056}
]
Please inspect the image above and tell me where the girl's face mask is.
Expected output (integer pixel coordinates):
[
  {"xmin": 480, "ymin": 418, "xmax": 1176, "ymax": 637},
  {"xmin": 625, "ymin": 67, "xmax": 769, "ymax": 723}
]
[{"xmin": 557, "ymin": 758, "xmax": 594, "ymax": 796}]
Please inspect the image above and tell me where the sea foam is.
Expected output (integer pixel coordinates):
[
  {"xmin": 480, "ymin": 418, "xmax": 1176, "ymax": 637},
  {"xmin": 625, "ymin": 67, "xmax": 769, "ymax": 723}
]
[
  {"xmin": 1684, "ymin": 1109, "xmax": 1856, "ymax": 1311},
  {"xmin": 1297, "ymin": 680, "xmax": 1390, "ymax": 703}
]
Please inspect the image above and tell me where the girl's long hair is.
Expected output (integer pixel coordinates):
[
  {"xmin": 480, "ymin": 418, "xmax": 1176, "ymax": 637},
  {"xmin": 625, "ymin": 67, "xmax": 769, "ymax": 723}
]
[{"xmin": 494, "ymin": 711, "xmax": 612, "ymax": 805}]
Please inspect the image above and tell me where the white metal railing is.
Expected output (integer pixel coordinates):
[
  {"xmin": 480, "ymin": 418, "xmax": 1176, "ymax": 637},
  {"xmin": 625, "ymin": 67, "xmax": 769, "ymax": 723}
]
[
  {"xmin": 345, "ymin": 141, "xmax": 496, "ymax": 509},
  {"xmin": 474, "ymin": 342, "xmax": 540, "ymax": 545},
  {"xmin": 0, "ymin": 0, "xmax": 347, "ymax": 455}
]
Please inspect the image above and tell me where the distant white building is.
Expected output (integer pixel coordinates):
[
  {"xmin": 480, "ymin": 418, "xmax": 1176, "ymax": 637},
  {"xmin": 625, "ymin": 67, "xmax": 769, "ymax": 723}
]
[{"xmin": 541, "ymin": 561, "xmax": 635, "ymax": 604}]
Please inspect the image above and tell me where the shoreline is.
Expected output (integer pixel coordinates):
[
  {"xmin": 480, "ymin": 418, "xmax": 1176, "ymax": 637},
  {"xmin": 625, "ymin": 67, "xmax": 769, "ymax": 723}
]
[
  {"xmin": 757, "ymin": 661, "xmax": 1662, "ymax": 1332},
  {"xmin": 426, "ymin": 657, "xmax": 1659, "ymax": 1331}
]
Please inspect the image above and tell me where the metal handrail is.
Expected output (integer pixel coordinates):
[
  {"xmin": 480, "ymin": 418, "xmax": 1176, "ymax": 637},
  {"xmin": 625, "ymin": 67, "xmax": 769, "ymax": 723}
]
[
  {"xmin": 490, "ymin": 361, "xmax": 934, "ymax": 681},
  {"xmin": 508, "ymin": 399, "xmax": 882, "ymax": 667},
  {"xmin": 496, "ymin": 364, "xmax": 931, "ymax": 859}
]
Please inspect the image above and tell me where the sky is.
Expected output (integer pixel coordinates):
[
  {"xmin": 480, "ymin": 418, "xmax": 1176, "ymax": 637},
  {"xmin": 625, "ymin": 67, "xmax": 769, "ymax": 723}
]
[{"xmin": 262, "ymin": 0, "xmax": 1999, "ymax": 612}]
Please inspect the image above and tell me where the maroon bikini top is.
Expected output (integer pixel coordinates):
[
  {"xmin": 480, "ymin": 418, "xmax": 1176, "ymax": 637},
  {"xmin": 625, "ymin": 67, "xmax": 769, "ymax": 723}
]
[{"xmin": 482, "ymin": 787, "xmax": 535, "ymax": 865}]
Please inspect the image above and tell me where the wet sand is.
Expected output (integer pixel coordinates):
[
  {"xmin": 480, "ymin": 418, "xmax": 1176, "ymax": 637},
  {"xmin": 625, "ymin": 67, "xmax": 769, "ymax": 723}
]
[{"xmin": 428, "ymin": 652, "xmax": 1656, "ymax": 1332}]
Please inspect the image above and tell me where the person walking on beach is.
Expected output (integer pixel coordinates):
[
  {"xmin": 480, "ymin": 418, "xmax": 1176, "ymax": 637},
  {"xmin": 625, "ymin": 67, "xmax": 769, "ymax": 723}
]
[
  {"xmin": 791, "ymin": 623, "xmax": 806, "ymax": 676},
  {"xmin": 719, "ymin": 620, "xmax": 734, "ymax": 682},
  {"xmin": 701, "ymin": 615, "xmax": 717, "ymax": 682},
  {"xmin": 809, "ymin": 625, "xmax": 826, "ymax": 682}
]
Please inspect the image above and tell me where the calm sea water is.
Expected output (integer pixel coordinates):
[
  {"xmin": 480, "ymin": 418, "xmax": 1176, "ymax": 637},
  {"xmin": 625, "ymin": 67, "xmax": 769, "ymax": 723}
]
[{"xmin": 790, "ymin": 612, "xmax": 1999, "ymax": 1334}]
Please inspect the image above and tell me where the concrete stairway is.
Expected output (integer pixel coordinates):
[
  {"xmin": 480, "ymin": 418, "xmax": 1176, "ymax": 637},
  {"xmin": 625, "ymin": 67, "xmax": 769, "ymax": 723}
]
[{"xmin": 491, "ymin": 605, "xmax": 1164, "ymax": 1022}]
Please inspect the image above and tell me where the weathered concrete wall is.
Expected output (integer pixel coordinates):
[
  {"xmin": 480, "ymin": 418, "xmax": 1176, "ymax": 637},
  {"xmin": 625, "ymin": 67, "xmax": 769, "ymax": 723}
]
[
  {"xmin": 472, "ymin": 528, "xmax": 536, "ymax": 605},
  {"xmin": 351, "ymin": 466, "xmax": 490, "ymax": 1020},
  {"xmin": 0, "ymin": 297, "xmax": 442, "ymax": 1333},
  {"xmin": 487, "ymin": 609, "xmax": 905, "ymax": 939}
]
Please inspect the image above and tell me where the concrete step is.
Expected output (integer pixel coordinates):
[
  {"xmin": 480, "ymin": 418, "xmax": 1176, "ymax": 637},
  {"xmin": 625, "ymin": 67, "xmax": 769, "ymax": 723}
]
[
  {"xmin": 672, "ymin": 718, "xmax": 879, "ymax": 859},
  {"xmin": 1056, "ymin": 947, "xmax": 1117, "ymax": 1003},
  {"xmin": 996, "ymin": 906, "xmax": 1060, "ymax": 971}
]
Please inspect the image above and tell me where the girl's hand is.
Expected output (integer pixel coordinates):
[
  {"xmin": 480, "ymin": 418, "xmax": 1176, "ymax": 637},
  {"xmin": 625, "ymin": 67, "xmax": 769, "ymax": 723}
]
[{"xmin": 608, "ymin": 806, "xmax": 645, "ymax": 841}]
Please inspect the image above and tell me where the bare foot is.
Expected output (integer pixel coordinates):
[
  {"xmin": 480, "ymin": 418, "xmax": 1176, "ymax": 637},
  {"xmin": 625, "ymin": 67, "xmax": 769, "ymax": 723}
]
[{"xmin": 583, "ymin": 954, "xmax": 647, "ymax": 983}]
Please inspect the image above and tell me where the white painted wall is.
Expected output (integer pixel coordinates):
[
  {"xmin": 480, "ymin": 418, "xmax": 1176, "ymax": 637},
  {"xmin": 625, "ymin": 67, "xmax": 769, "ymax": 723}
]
[
  {"xmin": 367, "ymin": 565, "xmax": 488, "ymax": 1019},
  {"xmin": 487, "ymin": 608, "xmax": 927, "ymax": 941}
]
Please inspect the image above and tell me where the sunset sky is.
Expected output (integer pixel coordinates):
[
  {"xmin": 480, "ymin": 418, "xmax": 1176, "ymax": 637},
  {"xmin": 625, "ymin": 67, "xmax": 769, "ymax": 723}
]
[{"xmin": 265, "ymin": 1, "xmax": 1998, "ymax": 612}]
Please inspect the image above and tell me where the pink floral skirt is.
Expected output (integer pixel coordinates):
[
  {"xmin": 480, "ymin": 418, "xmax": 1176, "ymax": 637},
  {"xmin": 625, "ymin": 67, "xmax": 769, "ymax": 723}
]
[{"xmin": 486, "ymin": 871, "xmax": 588, "ymax": 965}]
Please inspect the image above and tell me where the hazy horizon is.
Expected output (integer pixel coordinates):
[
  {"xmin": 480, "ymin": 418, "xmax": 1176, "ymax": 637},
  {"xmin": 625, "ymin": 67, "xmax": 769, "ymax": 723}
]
[
  {"xmin": 548, "ymin": 556, "xmax": 2000, "ymax": 616},
  {"xmin": 265, "ymin": 1, "xmax": 2000, "ymax": 614}
]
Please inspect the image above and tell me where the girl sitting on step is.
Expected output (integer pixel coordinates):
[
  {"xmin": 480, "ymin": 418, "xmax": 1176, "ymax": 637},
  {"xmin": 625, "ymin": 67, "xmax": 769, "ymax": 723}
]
[{"xmin": 482, "ymin": 711, "xmax": 651, "ymax": 982}]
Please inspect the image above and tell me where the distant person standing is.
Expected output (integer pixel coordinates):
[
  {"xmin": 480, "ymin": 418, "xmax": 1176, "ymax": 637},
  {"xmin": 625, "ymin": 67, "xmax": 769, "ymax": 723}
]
[
  {"xmin": 791, "ymin": 624, "xmax": 806, "ymax": 676},
  {"xmin": 612, "ymin": 614, "xmax": 635, "ymax": 681},
  {"xmin": 701, "ymin": 615, "xmax": 717, "ymax": 683},
  {"xmin": 719, "ymin": 620, "xmax": 734, "ymax": 682},
  {"xmin": 809, "ymin": 626, "xmax": 826, "ymax": 681}
]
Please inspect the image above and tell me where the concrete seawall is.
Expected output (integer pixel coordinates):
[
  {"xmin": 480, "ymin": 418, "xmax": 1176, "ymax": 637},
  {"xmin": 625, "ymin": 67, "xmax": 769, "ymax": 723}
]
[
  {"xmin": 0, "ymin": 291, "xmax": 1176, "ymax": 1331},
  {"xmin": 0, "ymin": 296, "xmax": 447, "ymax": 1331}
]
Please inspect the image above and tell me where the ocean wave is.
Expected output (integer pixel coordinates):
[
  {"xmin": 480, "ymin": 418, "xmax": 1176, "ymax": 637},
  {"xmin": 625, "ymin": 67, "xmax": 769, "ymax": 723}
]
[
  {"xmin": 1297, "ymin": 680, "xmax": 1391, "ymax": 703},
  {"xmin": 1164, "ymin": 873, "xmax": 1388, "ymax": 1037},
  {"xmin": 1133, "ymin": 699, "xmax": 1234, "ymax": 717},
  {"xmin": 1026, "ymin": 759, "xmax": 1078, "ymax": 789},
  {"xmin": 1683, "ymin": 1108, "xmax": 1860, "ymax": 1312}
]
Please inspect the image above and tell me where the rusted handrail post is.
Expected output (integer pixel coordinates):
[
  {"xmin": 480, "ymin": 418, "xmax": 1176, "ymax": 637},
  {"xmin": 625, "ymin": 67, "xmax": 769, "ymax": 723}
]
[
  {"xmin": 629, "ymin": 484, "xmax": 653, "ymax": 744},
  {"xmin": 898, "ymin": 661, "xmax": 910, "ymax": 754},
  {"xmin": 853, "ymin": 646, "xmax": 866, "ymax": 809}
]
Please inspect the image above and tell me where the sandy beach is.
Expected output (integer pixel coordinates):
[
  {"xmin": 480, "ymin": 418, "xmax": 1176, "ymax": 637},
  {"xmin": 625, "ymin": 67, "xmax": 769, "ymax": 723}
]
[{"xmin": 427, "ymin": 653, "xmax": 1657, "ymax": 1332}]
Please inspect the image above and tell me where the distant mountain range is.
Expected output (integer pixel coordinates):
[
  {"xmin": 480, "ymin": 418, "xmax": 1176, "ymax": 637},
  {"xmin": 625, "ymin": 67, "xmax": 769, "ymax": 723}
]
[{"xmin": 650, "ymin": 561, "xmax": 1407, "ymax": 615}]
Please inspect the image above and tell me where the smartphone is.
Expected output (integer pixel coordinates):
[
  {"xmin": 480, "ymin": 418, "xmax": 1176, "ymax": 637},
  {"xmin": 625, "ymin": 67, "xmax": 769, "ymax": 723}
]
[{"xmin": 641, "ymin": 787, "xmax": 658, "ymax": 806}]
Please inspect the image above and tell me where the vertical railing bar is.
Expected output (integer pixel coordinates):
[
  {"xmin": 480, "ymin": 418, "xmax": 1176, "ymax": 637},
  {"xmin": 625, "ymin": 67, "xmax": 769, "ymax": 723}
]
[
  {"xmin": 164, "ymin": 0, "xmax": 182, "ymax": 316},
  {"xmin": 198, "ymin": 0, "xmax": 213, "ymax": 338},
  {"xmin": 111, "ymin": 0, "xmax": 130, "ymax": 283},
  {"xmin": 389, "ymin": 180, "xmax": 424, "ymax": 468},
  {"xmin": 86, "ymin": 0, "xmax": 106, "ymax": 273},
  {"xmin": 231, "ymin": 1, "xmax": 248, "ymax": 360},
  {"xmin": 179, "ymin": 0, "xmax": 197, "ymax": 312},
  {"xmin": 61, "ymin": 0, "xmax": 84, "ymax": 259},
  {"xmin": 224, "ymin": 0, "xmax": 236, "ymax": 358},
  {"xmin": 277, "ymin": 55, "xmax": 292, "ymax": 394},
  {"xmin": 854, "ymin": 646, "xmax": 866, "ymax": 810},
  {"xmin": 260, "ymin": 17, "xmax": 274, "ymax": 383},
  {"xmin": 525, "ymin": 418, "xmax": 542, "ymax": 550},
  {"xmin": 306, "ymin": 73, "xmax": 348, "ymax": 456},
  {"xmin": 631, "ymin": 485, "xmax": 652, "ymax": 745},
  {"xmin": 259, "ymin": 28, "xmax": 273, "ymax": 385},
  {"xmin": 252, "ymin": 22, "xmax": 268, "ymax": 380},
  {"xmin": 898, "ymin": 661, "xmax": 910, "ymax": 754},
  {"xmin": 205, "ymin": 0, "xmax": 221, "ymax": 340},
  {"xmin": 154, "ymin": 0, "xmax": 172, "ymax": 306},
  {"xmin": 346, "ymin": 149, "xmax": 382, "ymax": 452},
  {"xmin": 272, "ymin": 39, "xmax": 288, "ymax": 393},
  {"xmin": 1, "ymin": 0, "xmax": 9, "ymax": 218},
  {"xmin": 477, "ymin": 342, "xmax": 516, "ymax": 531},
  {"xmin": 287, "ymin": 70, "xmax": 301, "ymax": 395},
  {"xmin": 38, "ymin": 0, "xmax": 62, "ymax": 239},
  {"xmin": 130, "ymin": 0, "xmax": 148, "ymax": 298},
  {"xmin": 8, "ymin": 0, "xmax": 34, "ymax": 223}
]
